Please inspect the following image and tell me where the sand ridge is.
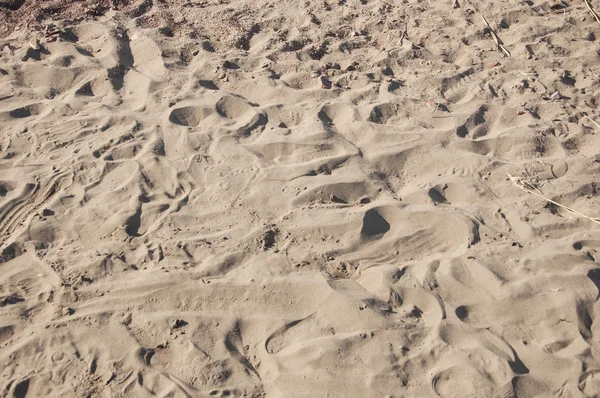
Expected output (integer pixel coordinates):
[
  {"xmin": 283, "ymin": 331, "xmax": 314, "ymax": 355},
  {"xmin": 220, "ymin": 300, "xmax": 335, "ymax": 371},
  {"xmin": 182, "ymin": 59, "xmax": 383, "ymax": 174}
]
[{"xmin": 1, "ymin": 0, "xmax": 600, "ymax": 396}]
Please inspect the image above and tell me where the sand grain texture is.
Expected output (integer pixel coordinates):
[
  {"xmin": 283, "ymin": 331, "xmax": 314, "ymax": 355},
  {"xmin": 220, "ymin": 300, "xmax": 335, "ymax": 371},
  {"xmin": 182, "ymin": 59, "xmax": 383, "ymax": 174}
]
[{"xmin": 1, "ymin": 0, "xmax": 600, "ymax": 397}]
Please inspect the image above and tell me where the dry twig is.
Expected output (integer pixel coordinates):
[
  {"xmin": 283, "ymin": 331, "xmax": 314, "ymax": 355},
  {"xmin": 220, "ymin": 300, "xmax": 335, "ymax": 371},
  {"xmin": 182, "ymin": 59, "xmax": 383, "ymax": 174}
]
[
  {"xmin": 507, "ymin": 172, "xmax": 600, "ymax": 225},
  {"xmin": 399, "ymin": 22, "xmax": 408, "ymax": 47},
  {"xmin": 584, "ymin": 0, "xmax": 600, "ymax": 26},
  {"xmin": 586, "ymin": 115, "xmax": 600, "ymax": 129},
  {"xmin": 481, "ymin": 15, "xmax": 511, "ymax": 57}
]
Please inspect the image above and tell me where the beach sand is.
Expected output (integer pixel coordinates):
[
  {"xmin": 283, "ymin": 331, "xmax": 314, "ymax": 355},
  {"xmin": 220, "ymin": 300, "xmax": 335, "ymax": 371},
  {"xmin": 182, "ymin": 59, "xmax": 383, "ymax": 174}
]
[{"xmin": 1, "ymin": 0, "xmax": 600, "ymax": 396}]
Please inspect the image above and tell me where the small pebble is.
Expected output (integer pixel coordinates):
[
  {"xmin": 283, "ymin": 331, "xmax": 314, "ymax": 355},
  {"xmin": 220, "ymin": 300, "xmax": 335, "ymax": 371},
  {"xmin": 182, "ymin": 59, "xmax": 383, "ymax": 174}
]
[
  {"xmin": 62, "ymin": 307, "xmax": 75, "ymax": 316},
  {"xmin": 171, "ymin": 319, "xmax": 187, "ymax": 329},
  {"xmin": 29, "ymin": 38, "xmax": 41, "ymax": 51}
]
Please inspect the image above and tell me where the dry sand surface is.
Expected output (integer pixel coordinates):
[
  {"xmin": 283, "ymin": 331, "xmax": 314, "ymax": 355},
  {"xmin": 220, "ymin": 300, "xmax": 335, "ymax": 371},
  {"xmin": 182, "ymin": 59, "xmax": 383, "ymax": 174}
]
[{"xmin": 2, "ymin": 0, "xmax": 600, "ymax": 396}]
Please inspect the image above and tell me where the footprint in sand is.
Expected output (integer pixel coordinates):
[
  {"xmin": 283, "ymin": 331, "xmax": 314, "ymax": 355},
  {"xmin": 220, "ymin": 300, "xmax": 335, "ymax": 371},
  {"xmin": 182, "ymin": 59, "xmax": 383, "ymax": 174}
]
[
  {"xmin": 168, "ymin": 95, "xmax": 267, "ymax": 136},
  {"xmin": 169, "ymin": 106, "xmax": 215, "ymax": 127},
  {"xmin": 360, "ymin": 208, "xmax": 390, "ymax": 239}
]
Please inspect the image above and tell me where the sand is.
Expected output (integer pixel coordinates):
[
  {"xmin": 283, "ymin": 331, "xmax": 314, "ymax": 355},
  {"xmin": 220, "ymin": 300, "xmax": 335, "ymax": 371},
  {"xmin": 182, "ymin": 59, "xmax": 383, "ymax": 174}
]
[{"xmin": 1, "ymin": 0, "xmax": 600, "ymax": 396}]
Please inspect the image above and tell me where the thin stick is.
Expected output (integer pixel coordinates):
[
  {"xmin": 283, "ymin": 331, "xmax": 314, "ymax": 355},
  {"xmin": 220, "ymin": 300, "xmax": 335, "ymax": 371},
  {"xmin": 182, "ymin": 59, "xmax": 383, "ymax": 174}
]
[
  {"xmin": 399, "ymin": 21, "xmax": 408, "ymax": 47},
  {"xmin": 507, "ymin": 172, "xmax": 600, "ymax": 225},
  {"xmin": 586, "ymin": 115, "xmax": 600, "ymax": 129},
  {"xmin": 481, "ymin": 15, "xmax": 511, "ymax": 57},
  {"xmin": 584, "ymin": 0, "xmax": 600, "ymax": 26},
  {"xmin": 397, "ymin": 106, "xmax": 420, "ymax": 118}
]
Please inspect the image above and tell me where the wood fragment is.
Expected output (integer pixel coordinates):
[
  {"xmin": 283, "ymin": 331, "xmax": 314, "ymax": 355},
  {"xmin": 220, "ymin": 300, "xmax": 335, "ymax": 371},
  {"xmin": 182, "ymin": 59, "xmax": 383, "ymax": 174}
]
[
  {"xmin": 585, "ymin": 115, "xmax": 600, "ymax": 129},
  {"xmin": 399, "ymin": 22, "xmax": 408, "ymax": 47},
  {"xmin": 507, "ymin": 173, "xmax": 600, "ymax": 226},
  {"xmin": 427, "ymin": 99, "xmax": 439, "ymax": 118},
  {"xmin": 399, "ymin": 31, "xmax": 406, "ymax": 47},
  {"xmin": 481, "ymin": 15, "xmax": 511, "ymax": 57},
  {"xmin": 397, "ymin": 106, "xmax": 420, "ymax": 118},
  {"xmin": 584, "ymin": 0, "xmax": 600, "ymax": 26}
]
